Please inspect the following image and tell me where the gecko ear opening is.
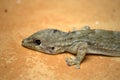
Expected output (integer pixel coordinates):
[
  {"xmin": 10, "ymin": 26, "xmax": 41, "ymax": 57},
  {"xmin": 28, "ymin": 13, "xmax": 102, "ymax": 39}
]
[{"xmin": 34, "ymin": 40, "xmax": 41, "ymax": 45}]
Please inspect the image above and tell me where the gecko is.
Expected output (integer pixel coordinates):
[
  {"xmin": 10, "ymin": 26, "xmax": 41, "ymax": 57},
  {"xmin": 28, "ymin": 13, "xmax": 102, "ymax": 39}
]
[{"xmin": 22, "ymin": 26, "xmax": 120, "ymax": 69}]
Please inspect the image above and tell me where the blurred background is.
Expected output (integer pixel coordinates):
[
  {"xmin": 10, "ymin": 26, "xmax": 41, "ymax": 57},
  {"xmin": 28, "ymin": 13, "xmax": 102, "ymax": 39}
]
[{"xmin": 0, "ymin": 0, "xmax": 120, "ymax": 80}]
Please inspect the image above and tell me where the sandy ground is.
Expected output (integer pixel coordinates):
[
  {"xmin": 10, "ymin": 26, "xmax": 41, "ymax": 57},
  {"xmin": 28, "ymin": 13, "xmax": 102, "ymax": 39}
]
[{"xmin": 0, "ymin": 0, "xmax": 120, "ymax": 80}]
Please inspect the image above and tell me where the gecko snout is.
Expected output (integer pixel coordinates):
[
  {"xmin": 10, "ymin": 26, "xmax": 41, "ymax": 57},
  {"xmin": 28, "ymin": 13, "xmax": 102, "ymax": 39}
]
[
  {"xmin": 21, "ymin": 39, "xmax": 28, "ymax": 46},
  {"xmin": 21, "ymin": 40, "xmax": 25, "ymax": 46}
]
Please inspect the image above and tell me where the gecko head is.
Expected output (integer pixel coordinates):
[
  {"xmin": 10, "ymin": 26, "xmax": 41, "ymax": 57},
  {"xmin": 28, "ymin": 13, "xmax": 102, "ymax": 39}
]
[{"xmin": 22, "ymin": 29, "xmax": 66, "ymax": 54}]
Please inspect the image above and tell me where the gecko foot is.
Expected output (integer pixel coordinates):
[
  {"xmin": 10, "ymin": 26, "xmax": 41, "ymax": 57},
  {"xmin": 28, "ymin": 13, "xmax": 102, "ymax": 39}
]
[{"xmin": 65, "ymin": 57, "xmax": 80, "ymax": 69}]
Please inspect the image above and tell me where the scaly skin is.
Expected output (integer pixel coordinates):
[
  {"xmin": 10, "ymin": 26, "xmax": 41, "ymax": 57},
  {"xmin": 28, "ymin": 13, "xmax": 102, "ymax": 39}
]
[{"xmin": 22, "ymin": 26, "xmax": 120, "ymax": 69}]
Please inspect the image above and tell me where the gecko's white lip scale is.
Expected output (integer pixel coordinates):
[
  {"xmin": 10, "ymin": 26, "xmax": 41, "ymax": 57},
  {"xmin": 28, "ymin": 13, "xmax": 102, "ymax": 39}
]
[{"xmin": 22, "ymin": 26, "xmax": 120, "ymax": 69}]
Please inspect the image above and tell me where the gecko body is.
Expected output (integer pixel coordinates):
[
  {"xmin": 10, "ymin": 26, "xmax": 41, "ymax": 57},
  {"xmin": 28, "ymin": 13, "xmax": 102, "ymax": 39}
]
[{"xmin": 22, "ymin": 26, "xmax": 120, "ymax": 68}]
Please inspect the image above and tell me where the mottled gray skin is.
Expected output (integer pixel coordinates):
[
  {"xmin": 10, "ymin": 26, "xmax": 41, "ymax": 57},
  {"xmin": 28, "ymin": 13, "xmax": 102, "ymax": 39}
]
[{"xmin": 22, "ymin": 26, "xmax": 120, "ymax": 69}]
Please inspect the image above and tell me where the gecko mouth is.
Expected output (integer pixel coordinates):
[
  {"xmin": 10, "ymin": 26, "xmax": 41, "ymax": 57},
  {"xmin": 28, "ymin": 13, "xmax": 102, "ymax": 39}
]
[
  {"xmin": 22, "ymin": 39, "xmax": 58, "ymax": 55},
  {"xmin": 22, "ymin": 39, "xmax": 53, "ymax": 54},
  {"xmin": 22, "ymin": 39, "xmax": 34, "ymax": 49}
]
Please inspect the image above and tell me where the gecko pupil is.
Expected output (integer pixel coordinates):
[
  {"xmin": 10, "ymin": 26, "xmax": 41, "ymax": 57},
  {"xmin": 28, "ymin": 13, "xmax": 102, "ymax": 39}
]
[
  {"xmin": 35, "ymin": 40, "xmax": 41, "ymax": 45},
  {"xmin": 51, "ymin": 47, "xmax": 55, "ymax": 50}
]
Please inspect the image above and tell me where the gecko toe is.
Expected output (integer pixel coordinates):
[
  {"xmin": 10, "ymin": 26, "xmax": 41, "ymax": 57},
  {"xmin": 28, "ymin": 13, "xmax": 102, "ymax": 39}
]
[{"xmin": 65, "ymin": 57, "xmax": 76, "ymax": 66}]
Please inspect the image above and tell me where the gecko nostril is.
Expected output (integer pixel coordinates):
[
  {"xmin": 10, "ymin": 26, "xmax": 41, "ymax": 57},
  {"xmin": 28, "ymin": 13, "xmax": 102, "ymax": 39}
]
[
  {"xmin": 21, "ymin": 40, "xmax": 25, "ymax": 46},
  {"xmin": 22, "ymin": 40, "xmax": 24, "ymax": 43}
]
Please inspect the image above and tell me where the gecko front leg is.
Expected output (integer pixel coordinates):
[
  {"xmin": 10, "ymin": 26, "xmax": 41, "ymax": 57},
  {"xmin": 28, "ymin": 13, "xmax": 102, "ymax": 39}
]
[{"xmin": 66, "ymin": 42, "xmax": 88, "ymax": 69}]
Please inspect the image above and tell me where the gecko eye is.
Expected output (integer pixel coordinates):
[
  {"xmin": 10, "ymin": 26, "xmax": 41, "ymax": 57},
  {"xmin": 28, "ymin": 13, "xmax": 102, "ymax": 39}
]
[
  {"xmin": 51, "ymin": 47, "xmax": 55, "ymax": 50},
  {"xmin": 34, "ymin": 40, "xmax": 41, "ymax": 45}
]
